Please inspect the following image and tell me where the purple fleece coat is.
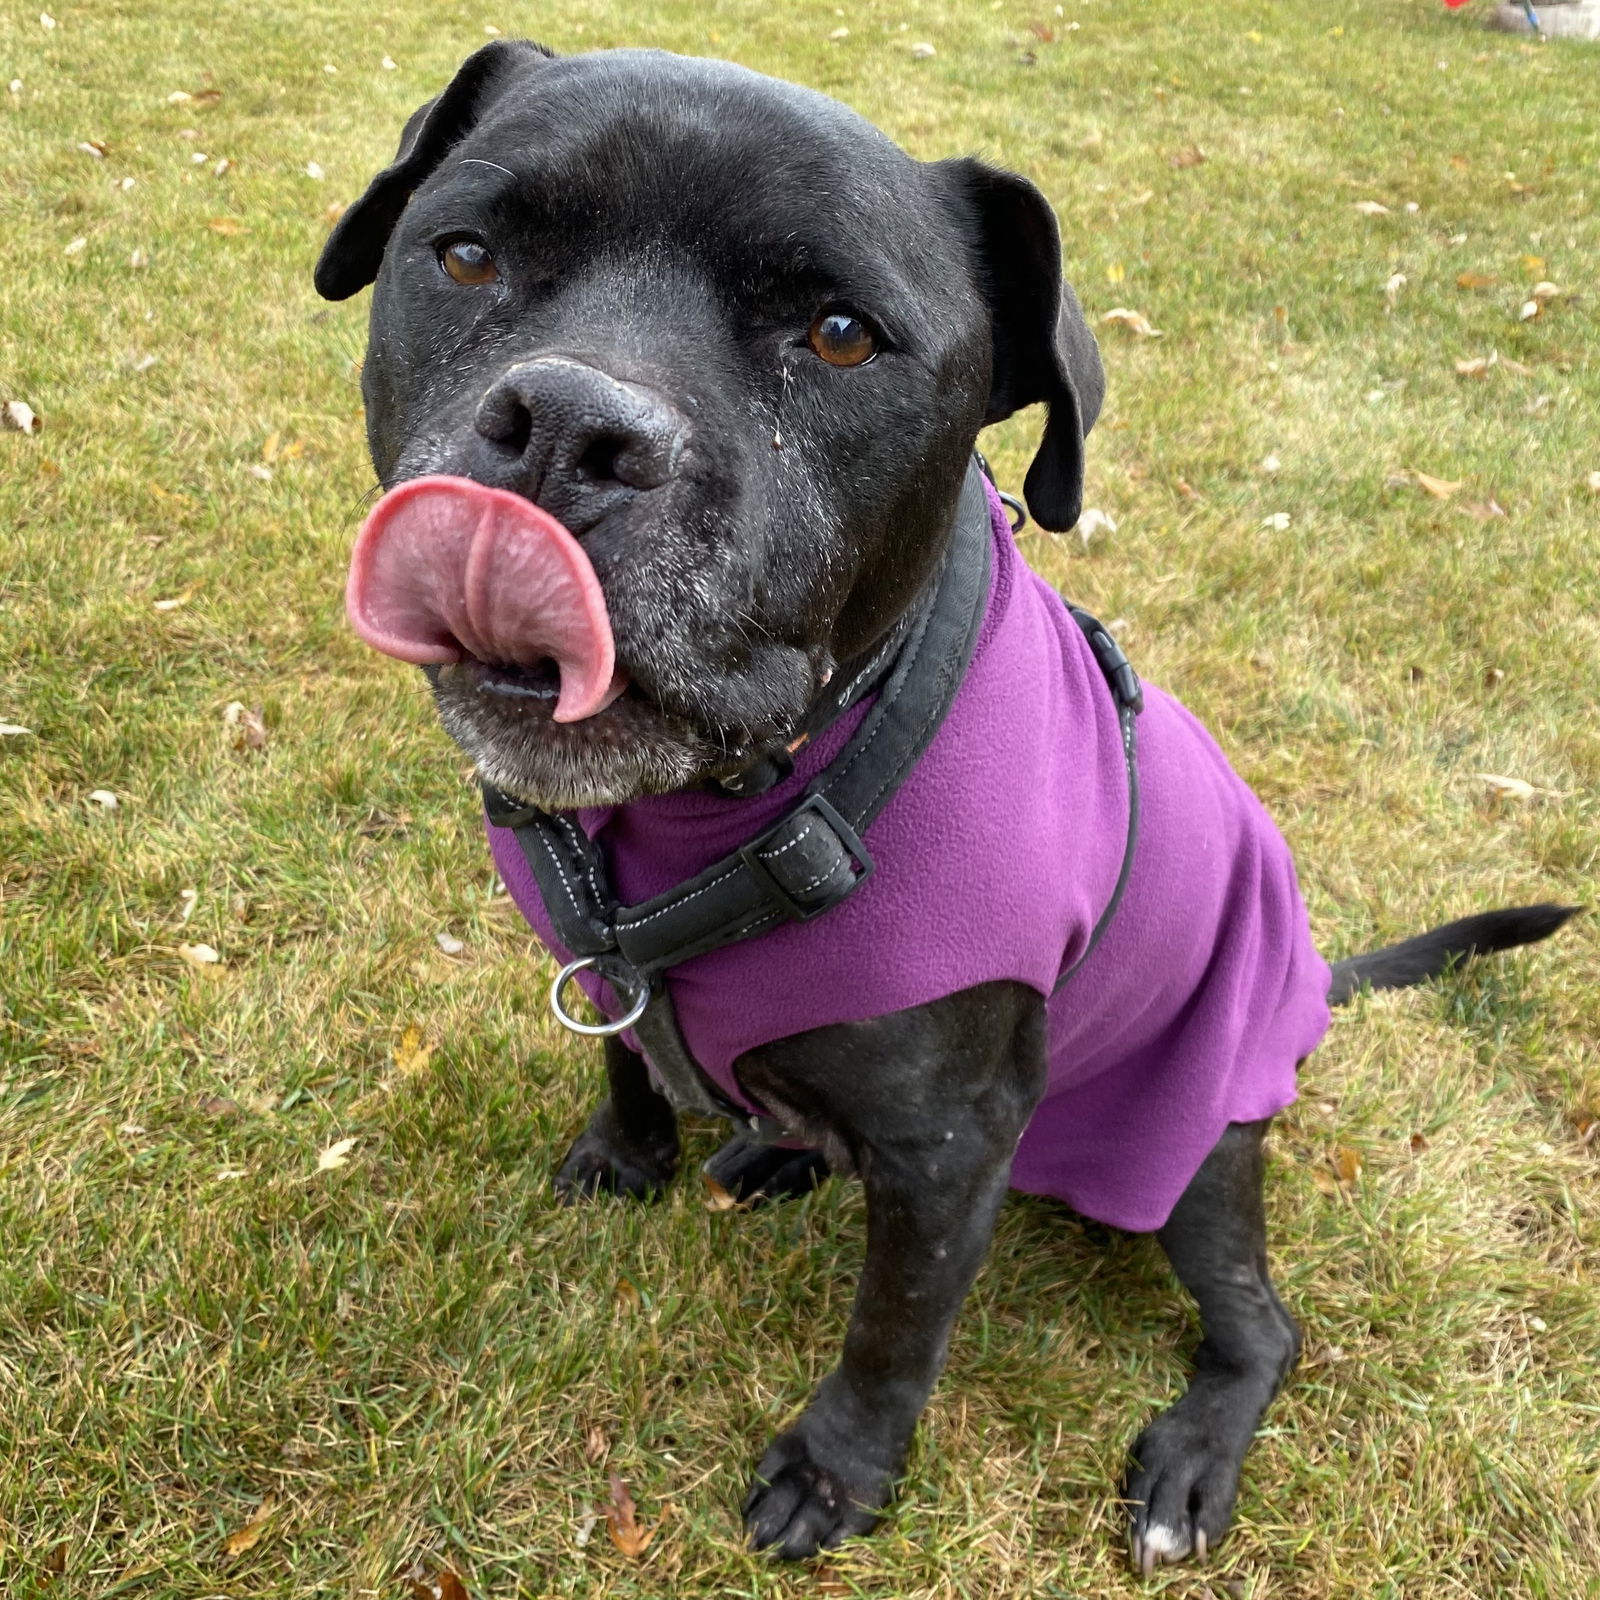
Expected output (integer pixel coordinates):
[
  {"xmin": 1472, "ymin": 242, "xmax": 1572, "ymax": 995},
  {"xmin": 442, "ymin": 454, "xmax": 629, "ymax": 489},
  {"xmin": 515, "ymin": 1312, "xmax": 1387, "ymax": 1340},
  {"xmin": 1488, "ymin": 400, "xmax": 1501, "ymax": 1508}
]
[{"xmin": 489, "ymin": 483, "xmax": 1332, "ymax": 1233}]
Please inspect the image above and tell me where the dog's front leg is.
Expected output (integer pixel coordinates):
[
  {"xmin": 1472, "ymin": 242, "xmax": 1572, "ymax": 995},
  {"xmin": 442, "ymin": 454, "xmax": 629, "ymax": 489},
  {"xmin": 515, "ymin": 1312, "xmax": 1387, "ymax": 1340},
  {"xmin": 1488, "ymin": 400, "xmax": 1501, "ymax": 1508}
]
[
  {"xmin": 553, "ymin": 1035, "xmax": 680, "ymax": 1202},
  {"xmin": 738, "ymin": 983, "xmax": 1046, "ymax": 1558}
]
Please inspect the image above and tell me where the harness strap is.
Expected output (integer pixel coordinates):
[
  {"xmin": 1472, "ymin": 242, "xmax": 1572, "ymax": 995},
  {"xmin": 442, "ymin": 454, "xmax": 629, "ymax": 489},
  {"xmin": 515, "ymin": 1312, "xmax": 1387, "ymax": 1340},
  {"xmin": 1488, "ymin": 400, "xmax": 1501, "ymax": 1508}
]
[{"xmin": 485, "ymin": 461, "xmax": 1141, "ymax": 1131}]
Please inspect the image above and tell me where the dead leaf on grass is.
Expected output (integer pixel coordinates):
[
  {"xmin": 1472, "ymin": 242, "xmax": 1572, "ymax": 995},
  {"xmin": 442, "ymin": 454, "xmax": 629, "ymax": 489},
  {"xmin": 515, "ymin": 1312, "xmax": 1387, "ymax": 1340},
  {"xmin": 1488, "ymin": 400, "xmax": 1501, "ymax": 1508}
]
[
  {"xmin": 41, "ymin": 1542, "xmax": 67, "ymax": 1576},
  {"xmin": 398, "ymin": 1556, "xmax": 470, "ymax": 1600},
  {"xmin": 1102, "ymin": 307, "xmax": 1162, "ymax": 337},
  {"xmin": 316, "ymin": 1135, "xmax": 358, "ymax": 1171},
  {"xmin": 1456, "ymin": 271, "xmax": 1497, "ymax": 290},
  {"xmin": 1412, "ymin": 470, "xmax": 1461, "ymax": 500},
  {"xmin": 435, "ymin": 931, "xmax": 465, "ymax": 956},
  {"xmin": 615, "ymin": 1276, "xmax": 642, "ymax": 1314},
  {"xmin": 1454, "ymin": 356, "xmax": 1491, "ymax": 379},
  {"xmin": 88, "ymin": 788, "xmax": 119, "ymax": 810},
  {"xmin": 1352, "ymin": 200, "xmax": 1390, "ymax": 217},
  {"xmin": 179, "ymin": 942, "xmax": 221, "ymax": 967},
  {"xmin": 606, "ymin": 1474, "xmax": 661, "ymax": 1559},
  {"xmin": 223, "ymin": 701, "xmax": 267, "ymax": 751},
  {"xmin": 1587, "ymin": 470, "xmax": 1600, "ymax": 495},
  {"xmin": 196, "ymin": 1094, "xmax": 240, "ymax": 1118},
  {"xmin": 1329, "ymin": 1145, "xmax": 1362, "ymax": 1186},
  {"xmin": 206, "ymin": 217, "xmax": 248, "ymax": 236},
  {"xmin": 1383, "ymin": 272, "xmax": 1405, "ymax": 312},
  {"xmin": 703, "ymin": 1175, "xmax": 739, "ymax": 1211},
  {"xmin": 4, "ymin": 400, "xmax": 41, "ymax": 433},
  {"xmin": 1409, "ymin": 1132, "xmax": 1429, "ymax": 1153},
  {"xmin": 394, "ymin": 1024, "xmax": 433, "ymax": 1077},
  {"xmin": 1476, "ymin": 772, "xmax": 1538, "ymax": 803},
  {"xmin": 1169, "ymin": 145, "xmax": 1205, "ymax": 169},
  {"xmin": 221, "ymin": 1494, "xmax": 276, "ymax": 1557},
  {"xmin": 584, "ymin": 1423, "xmax": 609, "ymax": 1463},
  {"xmin": 0, "ymin": 722, "xmax": 32, "ymax": 736}
]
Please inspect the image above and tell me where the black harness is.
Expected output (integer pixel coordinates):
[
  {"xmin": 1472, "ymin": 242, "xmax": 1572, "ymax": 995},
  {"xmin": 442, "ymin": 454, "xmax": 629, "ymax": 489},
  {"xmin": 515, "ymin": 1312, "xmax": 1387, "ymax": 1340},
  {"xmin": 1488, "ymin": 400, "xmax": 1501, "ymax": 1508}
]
[{"xmin": 482, "ymin": 460, "xmax": 1143, "ymax": 1138}]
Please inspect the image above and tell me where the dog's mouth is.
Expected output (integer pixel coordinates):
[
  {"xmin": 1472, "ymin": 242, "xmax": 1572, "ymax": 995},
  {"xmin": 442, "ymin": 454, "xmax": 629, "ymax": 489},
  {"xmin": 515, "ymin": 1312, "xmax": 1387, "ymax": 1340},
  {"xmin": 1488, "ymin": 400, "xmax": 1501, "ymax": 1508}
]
[{"xmin": 347, "ymin": 474, "xmax": 630, "ymax": 724}]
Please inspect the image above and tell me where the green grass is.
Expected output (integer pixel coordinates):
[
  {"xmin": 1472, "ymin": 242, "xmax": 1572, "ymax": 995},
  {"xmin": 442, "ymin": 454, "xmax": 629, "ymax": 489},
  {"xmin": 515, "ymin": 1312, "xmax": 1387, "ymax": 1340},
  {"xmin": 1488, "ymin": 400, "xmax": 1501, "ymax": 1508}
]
[{"xmin": 2, "ymin": 0, "xmax": 1597, "ymax": 1594}]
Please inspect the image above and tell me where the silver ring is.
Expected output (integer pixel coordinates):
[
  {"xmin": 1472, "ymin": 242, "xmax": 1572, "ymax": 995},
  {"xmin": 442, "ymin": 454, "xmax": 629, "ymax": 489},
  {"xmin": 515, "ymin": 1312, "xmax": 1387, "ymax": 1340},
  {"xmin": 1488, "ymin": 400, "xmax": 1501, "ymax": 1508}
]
[{"xmin": 550, "ymin": 956, "xmax": 650, "ymax": 1037}]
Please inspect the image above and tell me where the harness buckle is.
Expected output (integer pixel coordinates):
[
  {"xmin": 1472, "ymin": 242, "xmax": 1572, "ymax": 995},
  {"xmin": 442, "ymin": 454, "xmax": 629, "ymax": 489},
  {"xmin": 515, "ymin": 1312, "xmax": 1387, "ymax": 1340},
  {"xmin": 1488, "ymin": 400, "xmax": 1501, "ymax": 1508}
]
[{"xmin": 738, "ymin": 792, "xmax": 875, "ymax": 923}]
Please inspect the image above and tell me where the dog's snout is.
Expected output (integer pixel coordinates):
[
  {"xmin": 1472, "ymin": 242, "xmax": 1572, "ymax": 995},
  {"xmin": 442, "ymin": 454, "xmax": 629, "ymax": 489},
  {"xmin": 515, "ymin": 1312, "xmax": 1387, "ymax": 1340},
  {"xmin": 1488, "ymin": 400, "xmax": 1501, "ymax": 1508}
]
[{"xmin": 473, "ymin": 358, "xmax": 686, "ymax": 520}]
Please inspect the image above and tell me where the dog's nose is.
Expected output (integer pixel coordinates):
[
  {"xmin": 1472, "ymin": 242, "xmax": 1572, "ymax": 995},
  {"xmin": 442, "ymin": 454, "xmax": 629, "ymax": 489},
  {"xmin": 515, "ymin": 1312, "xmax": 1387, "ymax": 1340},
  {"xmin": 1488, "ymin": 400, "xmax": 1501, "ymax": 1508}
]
[{"xmin": 473, "ymin": 358, "xmax": 686, "ymax": 521}]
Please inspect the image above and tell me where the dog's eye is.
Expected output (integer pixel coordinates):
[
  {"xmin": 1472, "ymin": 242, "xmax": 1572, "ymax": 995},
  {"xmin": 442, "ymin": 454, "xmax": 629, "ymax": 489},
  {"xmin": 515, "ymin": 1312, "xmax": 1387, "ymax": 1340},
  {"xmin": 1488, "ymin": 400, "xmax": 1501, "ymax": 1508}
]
[
  {"xmin": 807, "ymin": 311, "xmax": 876, "ymax": 368},
  {"xmin": 440, "ymin": 239, "xmax": 499, "ymax": 286}
]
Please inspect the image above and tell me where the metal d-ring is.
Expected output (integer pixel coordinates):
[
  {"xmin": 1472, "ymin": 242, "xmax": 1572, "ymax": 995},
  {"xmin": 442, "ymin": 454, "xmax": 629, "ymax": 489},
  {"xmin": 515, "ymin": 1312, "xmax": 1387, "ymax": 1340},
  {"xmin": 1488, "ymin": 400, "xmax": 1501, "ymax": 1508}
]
[{"xmin": 550, "ymin": 955, "xmax": 650, "ymax": 1037}]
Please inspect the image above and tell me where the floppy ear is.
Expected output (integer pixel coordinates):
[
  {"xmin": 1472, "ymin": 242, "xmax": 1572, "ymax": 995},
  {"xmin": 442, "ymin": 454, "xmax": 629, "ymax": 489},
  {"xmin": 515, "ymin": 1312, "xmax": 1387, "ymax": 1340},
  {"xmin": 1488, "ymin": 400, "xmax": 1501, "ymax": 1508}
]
[
  {"xmin": 314, "ymin": 38, "xmax": 553, "ymax": 302},
  {"xmin": 939, "ymin": 158, "xmax": 1104, "ymax": 532}
]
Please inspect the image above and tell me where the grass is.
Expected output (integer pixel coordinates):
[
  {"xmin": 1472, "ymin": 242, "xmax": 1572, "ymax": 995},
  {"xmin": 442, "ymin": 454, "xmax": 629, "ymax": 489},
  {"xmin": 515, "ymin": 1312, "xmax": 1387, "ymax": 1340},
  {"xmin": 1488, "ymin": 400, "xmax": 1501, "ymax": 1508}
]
[{"xmin": 1, "ymin": 0, "xmax": 1597, "ymax": 1594}]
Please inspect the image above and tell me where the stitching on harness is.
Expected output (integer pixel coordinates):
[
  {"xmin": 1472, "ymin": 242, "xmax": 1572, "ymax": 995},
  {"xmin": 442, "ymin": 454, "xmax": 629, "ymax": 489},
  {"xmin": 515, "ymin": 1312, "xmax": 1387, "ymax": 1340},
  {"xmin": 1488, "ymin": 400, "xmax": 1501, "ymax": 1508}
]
[
  {"xmin": 554, "ymin": 814, "xmax": 604, "ymax": 907},
  {"xmin": 792, "ymin": 859, "xmax": 851, "ymax": 897},
  {"xmin": 756, "ymin": 822, "xmax": 811, "ymax": 863},
  {"xmin": 533, "ymin": 826, "xmax": 588, "ymax": 924},
  {"xmin": 618, "ymin": 860, "xmax": 746, "ymax": 930}
]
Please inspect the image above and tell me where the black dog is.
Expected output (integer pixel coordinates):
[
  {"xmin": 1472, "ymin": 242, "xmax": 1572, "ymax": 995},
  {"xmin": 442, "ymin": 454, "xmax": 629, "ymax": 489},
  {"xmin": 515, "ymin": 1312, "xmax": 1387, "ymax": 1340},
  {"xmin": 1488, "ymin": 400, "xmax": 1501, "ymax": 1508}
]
[{"xmin": 316, "ymin": 42, "xmax": 1576, "ymax": 1567}]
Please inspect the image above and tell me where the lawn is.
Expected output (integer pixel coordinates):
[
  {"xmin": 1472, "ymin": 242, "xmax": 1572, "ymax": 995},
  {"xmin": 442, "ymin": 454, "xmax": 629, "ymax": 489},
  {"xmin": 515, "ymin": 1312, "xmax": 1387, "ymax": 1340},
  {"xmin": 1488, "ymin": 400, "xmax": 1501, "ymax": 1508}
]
[{"xmin": 1, "ymin": 0, "xmax": 1597, "ymax": 1594}]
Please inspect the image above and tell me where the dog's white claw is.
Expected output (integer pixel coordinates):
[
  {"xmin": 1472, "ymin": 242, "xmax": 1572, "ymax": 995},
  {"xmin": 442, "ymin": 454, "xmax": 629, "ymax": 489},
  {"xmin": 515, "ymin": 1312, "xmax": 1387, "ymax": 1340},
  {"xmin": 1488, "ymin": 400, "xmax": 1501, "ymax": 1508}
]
[
  {"xmin": 1140, "ymin": 1521, "xmax": 1189, "ymax": 1569},
  {"xmin": 1194, "ymin": 1526, "xmax": 1208, "ymax": 1563}
]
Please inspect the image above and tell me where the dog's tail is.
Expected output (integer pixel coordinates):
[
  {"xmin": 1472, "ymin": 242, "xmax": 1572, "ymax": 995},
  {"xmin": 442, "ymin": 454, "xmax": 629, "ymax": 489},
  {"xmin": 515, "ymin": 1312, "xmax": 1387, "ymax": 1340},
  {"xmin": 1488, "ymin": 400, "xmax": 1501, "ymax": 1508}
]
[{"xmin": 1327, "ymin": 903, "xmax": 1582, "ymax": 1008}]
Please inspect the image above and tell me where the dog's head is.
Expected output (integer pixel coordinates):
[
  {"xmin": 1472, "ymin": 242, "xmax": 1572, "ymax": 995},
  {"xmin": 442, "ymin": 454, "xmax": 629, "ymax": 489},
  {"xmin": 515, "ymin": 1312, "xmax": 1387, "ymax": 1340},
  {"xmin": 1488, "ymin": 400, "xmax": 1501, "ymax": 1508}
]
[{"xmin": 318, "ymin": 43, "xmax": 1102, "ymax": 808}]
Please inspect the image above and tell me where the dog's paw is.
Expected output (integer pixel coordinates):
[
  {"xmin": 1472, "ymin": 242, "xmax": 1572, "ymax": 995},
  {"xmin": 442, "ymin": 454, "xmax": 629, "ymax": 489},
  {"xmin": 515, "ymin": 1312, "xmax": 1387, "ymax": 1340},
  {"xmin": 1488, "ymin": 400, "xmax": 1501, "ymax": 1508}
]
[
  {"xmin": 703, "ymin": 1133, "xmax": 830, "ymax": 1206},
  {"xmin": 743, "ymin": 1423, "xmax": 893, "ymax": 1560},
  {"xmin": 553, "ymin": 1114, "xmax": 677, "ymax": 1203},
  {"xmin": 1124, "ymin": 1396, "xmax": 1252, "ymax": 1576}
]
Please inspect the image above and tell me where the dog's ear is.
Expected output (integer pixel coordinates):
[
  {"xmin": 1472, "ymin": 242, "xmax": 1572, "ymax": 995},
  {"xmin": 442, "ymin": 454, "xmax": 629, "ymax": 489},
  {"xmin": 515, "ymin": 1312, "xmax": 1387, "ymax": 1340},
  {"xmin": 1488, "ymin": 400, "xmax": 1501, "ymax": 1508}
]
[
  {"xmin": 314, "ymin": 39, "xmax": 553, "ymax": 302},
  {"xmin": 939, "ymin": 158, "xmax": 1104, "ymax": 532}
]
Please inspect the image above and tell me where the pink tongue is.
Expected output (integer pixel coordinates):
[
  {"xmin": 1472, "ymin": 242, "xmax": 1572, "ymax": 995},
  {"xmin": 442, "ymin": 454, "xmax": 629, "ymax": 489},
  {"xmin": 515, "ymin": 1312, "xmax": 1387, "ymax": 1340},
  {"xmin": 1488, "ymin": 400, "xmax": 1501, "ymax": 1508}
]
[{"xmin": 346, "ymin": 475, "xmax": 623, "ymax": 724}]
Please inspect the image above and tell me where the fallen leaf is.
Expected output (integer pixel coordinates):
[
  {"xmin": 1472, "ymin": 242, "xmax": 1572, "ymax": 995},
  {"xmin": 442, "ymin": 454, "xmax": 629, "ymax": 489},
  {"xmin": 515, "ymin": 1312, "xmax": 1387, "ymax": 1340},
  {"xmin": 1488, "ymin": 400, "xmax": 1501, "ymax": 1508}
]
[
  {"xmin": 166, "ymin": 88, "xmax": 192, "ymax": 103},
  {"xmin": 1383, "ymin": 272, "xmax": 1406, "ymax": 312},
  {"xmin": 1518, "ymin": 300, "xmax": 1541, "ymax": 322},
  {"xmin": 399, "ymin": 1556, "xmax": 469, "ymax": 1599},
  {"xmin": 0, "ymin": 722, "xmax": 32, "ymax": 736},
  {"xmin": 585, "ymin": 1424, "xmax": 609, "ymax": 1463},
  {"xmin": 574, "ymin": 1508, "xmax": 600, "ymax": 1548},
  {"xmin": 1530, "ymin": 280, "xmax": 1561, "ymax": 305},
  {"xmin": 221, "ymin": 1495, "xmax": 276, "ymax": 1557},
  {"xmin": 206, "ymin": 217, "xmax": 248, "ymax": 236},
  {"xmin": 40, "ymin": 10, "xmax": 56, "ymax": 28},
  {"xmin": 1522, "ymin": 254, "xmax": 1545, "ymax": 277},
  {"xmin": 1461, "ymin": 498, "xmax": 1507, "ymax": 522},
  {"xmin": 1412, "ymin": 470, "xmax": 1461, "ymax": 500},
  {"xmin": 197, "ymin": 1094, "xmax": 240, "ymax": 1118},
  {"xmin": 1330, "ymin": 1145, "xmax": 1362, "ymax": 1185},
  {"xmin": 179, "ymin": 942, "xmax": 221, "ymax": 967},
  {"xmin": 1454, "ymin": 356, "xmax": 1490, "ymax": 379},
  {"xmin": 828, "ymin": 25, "xmax": 849, "ymax": 39},
  {"xmin": 1455, "ymin": 271, "xmax": 1497, "ymax": 290},
  {"xmin": 1477, "ymin": 772, "xmax": 1537, "ymax": 803},
  {"xmin": 42, "ymin": 1542, "xmax": 67, "ymax": 1576},
  {"xmin": 247, "ymin": 463, "xmax": 273, "ymax": 481},
  {"xmin": 1352, "ymin": 200, "xmax": 1390, "ymax": 216},
  {"xmin": 394, "ymin": 1024, "xmax": 433, "ymax": 1076},
  {"xmin": 1101, "ymin": 307, "xmax": 1162, "ymax": 337},
  {"xmin": 704, "ymin": 1175, "xmax": 739, "ymax": 1211},
  {"xmin": 212, "ymin": 157, "xmax": 232, "ymax": 177},
  {"xmin": 615, "ymin": 1276, "xmax": 642, "ymax": 1314},
  {"xmin": 1261, "ymin": 453, "xmax": 1281, "ymax": 474},
  {"xmin": 1409, "ymin": 1132, "xmax": 1429, "ymax": 1153},
  {"xmin": 1175, "ymin": 477, "xmax": 1201, "ymax": 501},
  {"xmin": 223, "ymin": 701, "xmax": 268, "ymax": 751},
  {"xmin": 606, "ymin": 1474, "xmax": 659, "ymax": 1559},
  {"xmin": 1170, "ymin": 145, "xmax": 1206, "ymax": 169},
  {"xmin": 381, "ymin": 56, "xmax": 398, "ymax": 70},
  {"xmin": 317, "ymin": 1136, "xmax": 358, "ymax": 1171},
  {"xmin": 305, "ymin": 160, "xmax": 325, "ymax": 180},
  {"xmin": 910, "ymin": 41, "xmax": 936, "ymax": 58},
  {"xmin": 1261, "ymin": 512, "xmax": 1291, "ymax": 531},
  {"xmin": 63, "ymin": 236, "xmax": 87, "ymax": 256},
  {"xmin": 88, "ymin": 788, "xmax": 119, "ymax": 810},
  {"xmin": 435, "ymin": 931, "xmax": 465, "ymax": 956},
  {"xmin": 1587, "ymin": 470, "xmax": 1600, "ymax": 494},
  {"xmin": 436, "ymin": 1572, "xmax": 468, "ymax": 1600},
  {"xmin": 3, "ymin": 400, "xmax": 41, "ymax": 433}
]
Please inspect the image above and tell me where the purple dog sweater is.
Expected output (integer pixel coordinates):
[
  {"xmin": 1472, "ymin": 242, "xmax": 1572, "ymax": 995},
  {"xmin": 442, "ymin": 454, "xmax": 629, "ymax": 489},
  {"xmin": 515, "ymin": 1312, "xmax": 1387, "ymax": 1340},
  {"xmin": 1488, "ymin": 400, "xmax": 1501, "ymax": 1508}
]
[{"xmin": 490, "ymin": 483, "xmax": 1331, "ymax": 1233}]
